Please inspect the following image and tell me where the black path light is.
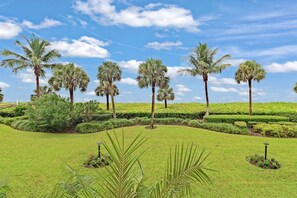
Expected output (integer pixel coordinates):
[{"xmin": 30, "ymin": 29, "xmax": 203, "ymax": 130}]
[
  {"xmin": 97, "ymin": 142, "xmax": 102, "ymax": 159},
  {"xmin": 263, "ymin": 142, "xmax": 269, "ymax": 159}
]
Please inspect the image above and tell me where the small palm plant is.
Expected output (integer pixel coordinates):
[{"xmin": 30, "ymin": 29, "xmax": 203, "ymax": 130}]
[
  {"xmin": 1, "ymin": 35, "xmax": 61, "ymax": 97},
  {"xmin": 95, "ymin": 81, "xmax": 119, "ymax": 111},
  {"xmin": 137, "ymin": 58, "xmax": 169, "ymax": 129},
  {"xmin": 235, "ymin": 60, "xmax": 265, "ymax": 115},
  {"xmin": 49, "ymin": 131, "xmax": 212, "ymax": 198},
  {"xmin": 48, "ymin": 63, "xmax": 90, "ymax": 104},
  {"xmin": 31, "ymin": 85, "xmax": 53, "ymax": 100},
  {"xmin": 179, "ymin": 43, "xmax": 231, "ymax": 115},
  {"xmin": 157, "ymin": 85, "xmax": 175, "ymax": 108}
]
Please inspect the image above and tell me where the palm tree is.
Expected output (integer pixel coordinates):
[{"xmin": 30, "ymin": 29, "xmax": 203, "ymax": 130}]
[
  {"xmin": 1, "ymin": 35, "xmax": 61, "ymax": 97},
  {"xmin": 31, "ymin": 85, "xmax": 53, "ymax": 100},
  {"xmin": 50, "ymin": 131, "xmax": 212, "ymax": 197},
  {"xmin": 48, "ymin": 63, "xmax": 90, "ymax": 104},
  {"xmin": 157, "ymin": 85, "xmax": 175, "ymax": 108},
  {"xmin": 97, "ymin": 61, "xmax": 121, "ymax": 118},
  {"xmin": 0, "ymin": 88, "xmax": 3, "ymax": 102},
  {"xmin": 294, "ymin": 83, "xmax": 297, "ymax": 93},
  {"xmin": 137, "ymin": 58, "xmax": 169, "ymax": 129},
  {"xmin": 179, "ymin": 43, "xmax": 231, "ymax": 116},
  {"xmin": 95, "ymin": 81, "xmax": 119, "ymax": 111},
  {"xmin": 235, "ymin": 60, "xmax": 265, "ymax": 116}
]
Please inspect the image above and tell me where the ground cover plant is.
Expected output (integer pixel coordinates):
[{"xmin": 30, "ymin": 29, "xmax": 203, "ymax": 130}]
[
  {"xmin": 1, "ymin": 124, "xmax": 297, "ymax": 197},
  {"xmin": 246, "ymin": 154, "xmax": 281, "ymax": 169}
]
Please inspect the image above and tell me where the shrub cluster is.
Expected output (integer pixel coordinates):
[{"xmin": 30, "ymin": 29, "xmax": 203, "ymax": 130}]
[
  {"xmin": 246, "ymin": 154, "xmax": 281, "ymax": 169},
  {"xmin": 253, "ymin": 123, "xmax": 297, "ymax": 137},
  {"xmin": 116, "ymin": 112, "xmax": 205, "ymax": 119},
  {"xmin": 0, "ymin": 116, "xmax": 28, "ymax": 126},
  {"xmin": 204, "ymin": 115, "xmax": 289, "ymax": 124},
  {"xmin": 0, "ymin": 105, "xmax": 27, "ymax": 117},
  {"xmin": 234, "ymin": 121, "xmax": 247, "ymax": 128}
]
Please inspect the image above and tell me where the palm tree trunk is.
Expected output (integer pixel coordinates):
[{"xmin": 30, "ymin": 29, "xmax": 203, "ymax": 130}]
[
  {"xmin": 111, "ymin": 95, "xmax": 116, "ymax": 119},
  {"xmin": 165, "ymin": 99, "xmax": 167, "ymax": 108},
  {"xmin": 248, "ymin": 79, "xmax": 252, "ymax": 116},
  {"xmin": 106, "ymin": 94, "xmax": 109, "ymax": 110},
  {"xmin": 36, "ymin": 75, "xmax": 40, "ymax": 97},
  {"xmin": 69, "ymin": 88, "xmax": 74, "ymax": 104},
  {"xmin": 204, "ymin": 76, "xmax": 210, "ymax": 116},
  {"xmin": 150, "ymin": 86, "xmax": 155, "ymax": 129}
]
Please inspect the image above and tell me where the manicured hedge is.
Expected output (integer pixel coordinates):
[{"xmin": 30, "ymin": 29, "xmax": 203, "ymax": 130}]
[
  {"xmin": 204, "ymin": 115, "xmax": 289, "ymax": 124},
  {"xmin": 0, "ymin": 105, "xmax": 27, "ymax": 117},
  {"xmin": 253, "ymin": 123, "xmax": 297, "ymax": 138},
  {"xmin": 116, "ymin": 112, "xmax": 205, "ymax": 119},
  {"xmin": 0, "ymin": 116, "xmax": 28, "ymax": 126}
]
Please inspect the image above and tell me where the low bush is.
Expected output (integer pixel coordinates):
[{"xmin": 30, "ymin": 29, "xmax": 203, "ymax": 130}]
[
  {"xmin": 200, "ymin": 123, "xmax": 248, "ymax": 135},
  {"xmin": 0, "ymin": 105, "xmax": 27, "ymax": 117},
  {"xmin": 234, "ymin": 121, "xmax": 247, "ymax": 128},
  {"xmin": 83, "ymin": 154, "xmax": 112, "ymax": 168},
  {"xmin": 253, "ymin": 123, "xmax": 297, "ymax": 137},
  {"xmin": 0, "ymin": 116, "xmax": 28, "ymax": 126},
  {"xmin": 116, "ymin": 112, "xmax": 205, "ymax": 119},
  {"xmin": 246, "ymin": 154, "xmax": 281, "ymax": 169},
  {"xmin": 204, "ymin": 115, "xmax": 289, "ymax": 124},
  {"xmin": 10, "ymin": 120, "xmax": 36, "ymax": 131}
]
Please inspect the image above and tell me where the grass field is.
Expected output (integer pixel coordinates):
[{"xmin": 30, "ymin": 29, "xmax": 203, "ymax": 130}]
[
  {"xmin": 1, "ymin": 124, "xmax": 297, "ymax": 197},
  {"xmin": 100, "ymin": 102, "xmax": 297, "ymax": 115}
]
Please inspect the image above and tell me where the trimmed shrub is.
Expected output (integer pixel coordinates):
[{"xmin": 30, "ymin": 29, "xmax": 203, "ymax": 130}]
[
  {"xmin": 246, "ymin": 154, "xmax": 281, "ymax": 169},
  {"xmin": 253, "ymin": 123, "xmax": 297, "ymax": 137},
  {"xmin": 204, "ymin": 115, "xmax": 289, "ymax": 124},
  {"xmin": 0, "ymin": 116, "xmax": 28, "ymax": 126},
  {"xmin": 234, "ymin": 121, "xmax": 247, "ymax": 129},
  {"xmin": 116, "ymin": 112, "xmax": 205, "ymax": 119},
  {"xmin": 200, "ymin": 123, "xmax": 248, "ymax": 135}
]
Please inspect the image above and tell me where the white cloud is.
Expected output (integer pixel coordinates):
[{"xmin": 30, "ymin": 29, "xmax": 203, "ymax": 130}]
[
  {"xmin": 145, "ymin": 41, "xmax": 183, "ymax": 50},
  {"xmin": 155, "ymin": 32, "xmax": 167, "ymax": 38},
  {"xmin": 86, "ymin": 91, "xmax": 96, "ymax": 96},
  {"xmin": 120, "ymin": 77, "xmax": 137, "ymax": 85},
  {"xmin": 210, "ymin": 86, "xmax": 237, "ymax": 93},
  {"xmin": 208, "ymin": 76, "xmax": 238, "ymax": 85},
  {"xmin": 0, "ymin": 82, "xmax": 10, "ymax": 88},
  {"xmin": 224, "ymin": 58, "xmax": 246, "ymax": 67},
  {"xmin": 193, "ymin": 96, "xmax": 202, "ymax": 100},
  {"xmin": 265, "ymin": 61, "xmax": 297, "ymax": 73},
  {"xmin": 167, "ymin": 66, "xmax": 187, "ymax": 78},
  {"xmin": 16, "ymin": 69, "xmax": 48, "ymax": 84},
  {"xmin": 73, "ymin": 0, "xmax": 200, "ymax": 32},
  {"xmin": 238, "ymin": 88, "xmax": 266, "ymax": 96},
  {"xmin": 0, "ymin": 21, "xmax": 22, "ymax": 39},
  {"xmin": 118, "ymin": 60, "xmax": 143, "ymax": 73},
  {"xmin": 176, "ymin": 84, "xmax": 191, "ymax": 92},
  {"xmin": 22, "ymin": 17, "xmax": 62, "ymax": 30},
  {"xmin": 49, "ymin": 36, "xmax": 110, "ymax": 58}
]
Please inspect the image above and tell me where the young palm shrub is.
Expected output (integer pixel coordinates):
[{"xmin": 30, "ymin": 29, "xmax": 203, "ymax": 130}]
[
  {"xmin": 1, "ymin": 35, "xmax": 61, "ymax": 97},
  {"xmin": 97, "ymin": 61, "xmax": 122, "ymax": 119},
  {"xmin": 49, "ymin": 131, "xmax": 212, "ymax": 198},
  {"xmin": 157, "ymin": 85, "xmax": 175, "ymax": 108},
  {"xmin": 48, "ymin": 63, "xmax": 90, "ymax": 104},
  {"xmin": 235, "ymin": 60, "xmax": 265, "ymax": 116},
  {"xmin": 0, "ymin": 88, "xmax": 3, "ymax": 102},
  {"xmin": 137, "ymin": 58, "xmax": 169, "ymax": 129},
  {"xmin": 95, "ymin": 81, "xmax": 119, "ymax": 111},
  {"xmin": 179, "ymin": 43, "xmax": 231, "ymax": 116},
  {"xmin": 30, "ymin": 85, "xmax": 53, "ymax": 100}
]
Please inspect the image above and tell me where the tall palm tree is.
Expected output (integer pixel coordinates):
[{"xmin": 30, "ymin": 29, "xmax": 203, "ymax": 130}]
[
  {"xmin": 97, "ymin": 61, "xmax": 121, "ymax": 118},
  {"xmin": 137, "ymin": 58, "xmax": 169, "ymax": 129},
  {"xmin": 0, "ymin": 88, "xmax": 3, "ymax": 102},
  {"xmin": 1, "ymin": 35, "xmax": 61, "ymax": 97},
  {"xmin": 235, "ymin": 60, "xmax": 265, "ymax": 116},
  {"xmin": 293, "ymin": 83, "xmax": 297, "ymax": 93},
  {"xmin": 95, "ymin": 81, "xmax": 119, "ymax": 111},
  {"xmin": 157, "ymin": 85, "xmax": 175, "ymax": 108},
  {"xmin": 31, "ymin": 85, "xmax": 53, "ymax": 100},
  {"xmin": 179, "ymin": 43, "xmax": 231, "ymax": 116},
  {"xmin": 48, "ymin": 63, "xmax": 90, "ymax": 104}
]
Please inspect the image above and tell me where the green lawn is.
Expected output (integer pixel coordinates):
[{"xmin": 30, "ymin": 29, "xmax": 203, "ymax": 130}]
[{"xmin": 1, "ymin": 124, "xmax": 297, "ymax": 197}]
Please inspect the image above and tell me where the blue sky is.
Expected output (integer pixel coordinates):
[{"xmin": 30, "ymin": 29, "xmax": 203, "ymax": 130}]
[{"xmin": 1, "ymin": 0, "xmax": 297, "ymax": 103}]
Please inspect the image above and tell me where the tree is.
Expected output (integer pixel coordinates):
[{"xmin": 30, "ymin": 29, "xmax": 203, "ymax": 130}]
[
  {"xmin": 50, "ymin": 132, "xmax": 212, "ymax": 197},
  {"xmin": 235, "ymin": 60, "xmax": 265, "ymax": 115},
  {"xmin": 179, "ymin": 43, "xmax": 231, "ymax": 116},
  {"xmin": 294, "ymin": 83, "xmax": 297, "ymax": 93},
  {"xmin": 137, "ymin": 58, "xmax": 169, "ymax": 129},
  {"xmin": 48, "ymin": 63, "xmax": 90, "ymax": 104},
  {"xmin": 0, "ymin": 88, "xmax": 3, "ymax": 102},
  {"xmin": 97, "ymin": 61, "xmax": 121, "ymax": 118},
  {"xmin": 95, "ymin": 81, "xmax": 119, "ymax": 111},
  {"xmin": 31, "ymin": 85, "xmax": 53, "ymax": 100},
  {"xmin": 1, "ymin": 35, "xmax": 60, "ymax": 97},
  {"xmin": 157, "ymin": 84, "xmax": 175, "ymax": 108}
]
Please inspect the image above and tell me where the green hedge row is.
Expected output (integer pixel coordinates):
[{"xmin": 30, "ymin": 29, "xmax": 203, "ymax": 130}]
[
  {"xmin": 253, "ymin": 123, "xmax": 297, "ymax": 138},
  {"xmin": 116, "ymin": 112, "xmax": 205, "ymax": 119},
  {"xmin": 204, "ymin": 115, "xmax": 289, "ymax": 124},
  {"xmin": 0, "ymin": 105, "xmax": 27, "ymax": 117},
  {"xmin": 0, "ymin": 116, "xmax": 28, "ymax": 126}
]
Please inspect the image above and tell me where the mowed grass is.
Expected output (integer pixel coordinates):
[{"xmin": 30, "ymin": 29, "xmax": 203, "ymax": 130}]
[
  {"xmin": 1, "ymin": 124, "xmax": 297, "ymax": 197},
  {"xmin": 101, "ymin": 102, "xmax": 297, "ymax": 115}
]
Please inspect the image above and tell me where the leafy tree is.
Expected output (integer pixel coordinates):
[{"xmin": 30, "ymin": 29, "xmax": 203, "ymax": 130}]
[
  {"xmin": 97, "ymin": 61, "xmax": 121, "ymax": 118},
  {"xmin": 1, "ymin": 35, "xmax": 60, "ymax": 97},
  {"xmin": 137, "ymin": 58, "xmax": 169, "ymax": 129},
  {"xmin": 0, "ymin": 88, "xmax": 3, "ymax": 102},
  {"xmin": 179, "ymin": 43, "xmax": 231, "ymax": 115},
  {"xmin": 48, "ymin": 63, "xmax": 90, "ymax": 104},
  {"xmin": 31, "ymin": 85, "xmax": 53, "ymax": 100},
  {"xmin": 235, "ymin": 60, "xmax": 265, "ymax": 115},
  {"xmin": 157, "ymin": 84, "xmax": 175, "ymax": 108},
  {"xmin": 95, "ymin": 81, "xmax": 119, "ymax": 111},
  {"xmin": 50, "ymin": 132, "xmax": 212, "ymax": 197}
]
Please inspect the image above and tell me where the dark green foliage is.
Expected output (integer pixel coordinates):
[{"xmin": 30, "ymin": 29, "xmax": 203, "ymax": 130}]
[
  {"xmin": 288, "ymin": 113, "xmax": 297, "ymax": 122},
  {"xmin": 72, "ymin": 101, "xmax": 99, "ymax": 123},
  {"xmin": 253, "ymin": 123, "xmax": 297, "ymax": 137},
  {"xmin": 234, "ymin": 121, "xmax": 247, "ymax": 128},
  {"xmin": 204, "ymin": 115, "xmax": 289, "ymax": 123},
  {"xmin": 0, "ymin": 116, "xmax": 28, "ymax": 126},
  {"xmin": 116, "ymin": 112, "xmax": 205, "ymax": 119},
  {"xmin": 246, "ymin": 154, "xmax": 281, "ymax": 169},
  {"xmin": 200, "ymin": 123, "xmax": 248, "ymax": 135},
  {"xmin": 83, "ymin": 154, "xmax": 112, "ymax": 168},
  {"xmin": 13, "ymin": 105, "xmax": 27, "ymax": 116}
]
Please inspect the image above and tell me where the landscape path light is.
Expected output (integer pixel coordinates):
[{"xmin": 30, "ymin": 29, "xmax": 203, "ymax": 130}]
[
  {"xmin": 263, "ymin": 142, "xmax": 269, "ymax": 160},
  {"xmin": 97, "ymin": 142, "xmax": 102, "ymax": 159}
]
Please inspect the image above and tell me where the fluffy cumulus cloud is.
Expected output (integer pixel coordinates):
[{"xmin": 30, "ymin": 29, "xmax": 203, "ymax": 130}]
[
  {"xmin": 265, "ymin": 61, "xmax": 297, "ymax": 73},
  {"xmin": 0, "ymin": 21, "xmax": 22, "ymax": 39},
  {"xmin": 118, "ymin": 60, "xmax": 143, "ymax": 73},
  {"xmin": 120, "ymin": 77, "xmax": 137, "ymax": 85},
  {"xmin": 210, "ymin": 86, "xmax": 237, "ymax": 92},
  {"xmin": 73, "ymin": 0, "xmax": 200, "ymax": 32},
  {"xmin": 0, "ymin": 82, "xmax": 10, "ymax": 88},
  {"xmin": 49, "ymin": 36, "xmax": 110, "ymax": 58},
  {"xmin": 22, "ymin": 17, "xmax": 62, "ymax": 30},
  {"xmin": 193, "ymin": 96, "xmax": 202, "ymax": 100},
  {"xmin": 86, "ymin": 91, "xmax": 96, "ymax": 96},
  {"xmin": 145, "ymin": 41, "xmax": 183, "ymax": 50},
  {"xmin": 208, "ymin": 76, "xmax": 238, "ymax": 85},
  {"xmin": 175, "ymin": 84, "xmax": 191, "ymax": 96},
  {"xmin": 16, "ymin": 69, "xmax": 48, "ymax": 84}
]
